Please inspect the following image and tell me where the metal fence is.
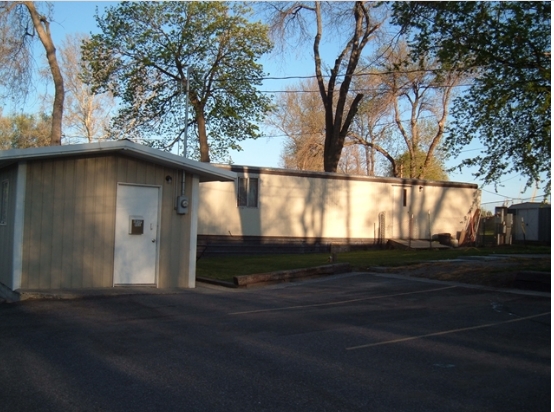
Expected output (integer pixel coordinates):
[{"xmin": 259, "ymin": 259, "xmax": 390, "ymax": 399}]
[{"xmin": 476, "ymin": 216, "xmax": 497, "ymax": 247}]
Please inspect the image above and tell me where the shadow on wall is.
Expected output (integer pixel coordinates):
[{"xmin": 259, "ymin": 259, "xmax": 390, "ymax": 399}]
[
  {"xmin": 300, "ymin": 176, "xmax": 327, "ymax": 239},
  {"xmin": 363, "ymin": 184, "xmax": 390, "ymax": 243},
  {"xmin": 391, "ymin": 183, "xmax": 480, "ymax": 241},
  {"xmin": 196, "ymin": 175, "xmax": 262, "ymax": 237},
  {"xmin": 196, "ymin": 171, "xmax": 480, "ymax": 247}
]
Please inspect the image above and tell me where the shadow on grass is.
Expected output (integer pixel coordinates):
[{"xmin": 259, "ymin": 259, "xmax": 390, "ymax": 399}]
[{"xmin": 196, "ymin": 245, "xmax": 551, "ymax": 283}]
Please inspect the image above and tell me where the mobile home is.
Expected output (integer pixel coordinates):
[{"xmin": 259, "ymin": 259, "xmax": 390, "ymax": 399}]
[{"xmin": 198, "ymin": 165, "xmax": 481, "ymax": 254}]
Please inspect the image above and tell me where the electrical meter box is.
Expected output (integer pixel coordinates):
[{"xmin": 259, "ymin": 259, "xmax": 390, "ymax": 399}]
[
  {"xmin": 176, "ymin": 195, "xmax": 189, "ymax": 215},
  {"xmin": 129, "ymin": 216, "xmax": 144, "ymax": 235}
]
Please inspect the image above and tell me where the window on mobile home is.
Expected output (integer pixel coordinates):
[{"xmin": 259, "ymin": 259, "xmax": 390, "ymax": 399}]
[{"xmin": 237, "ymin": 177, "xmax": 258, "ymax": 208}]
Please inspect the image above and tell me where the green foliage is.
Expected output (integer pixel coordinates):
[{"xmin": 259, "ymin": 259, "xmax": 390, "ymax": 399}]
[
  {"xmin": 392, "ymin": 1, "xmax": 551, "ymax": 193},
  {"xmin": 82, "ymin": 1, "xmax": 273, "ymax": 161},
  {"xmin": 0, "ymin": 111, "xmax": 51, "ymax": 149},
  {"xmin": 391, "ymin": 148, "xmax": 449, "ymax": 181}
]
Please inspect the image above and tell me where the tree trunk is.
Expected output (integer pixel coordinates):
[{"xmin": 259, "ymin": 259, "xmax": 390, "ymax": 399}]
[
  {"xmin": 24, "ymin": 2, "xmax": 64, "ymax": 146},
  {"xmin": 187, "ymin": 87, "xmax": 210, "ymax": 162},
  {"xmin": 314, "ymin": 2, "xmax": 381, "ymax": 173},
  {"xmin": 195, "ymin": 105, "xmax": 210, "ymax": 162}
]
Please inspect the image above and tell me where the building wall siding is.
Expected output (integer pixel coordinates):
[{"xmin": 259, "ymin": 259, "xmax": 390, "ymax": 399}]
[
  {"xmin": 20, "ymin": 154, "xmax": 190, "ymax": 289},
  {"xmin": 158, "ymin": 172, "xmax": 195, "ymax": 288},
  {"xmin": 538, "ymin": 208, "xmax": 551, "ymax": 243},
  {"xmin": 510, "ymin": 204, "xmax": 551, "ymax": 243},
  {"xmin": 0, "ymin": 165, "xmax": 18, "ymax": 289},
  {"xmin": 198, "ymin": 171, "xmax": 480, "ymax": 241}
]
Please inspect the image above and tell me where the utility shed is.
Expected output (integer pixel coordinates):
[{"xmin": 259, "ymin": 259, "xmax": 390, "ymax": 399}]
[
  {"xmin": 508, "ymin": 202, "xmax": 551, "ymax": 244},
  {"xmin": 0, "ymin": 140, "xmax": 235, "ymax": 296}
]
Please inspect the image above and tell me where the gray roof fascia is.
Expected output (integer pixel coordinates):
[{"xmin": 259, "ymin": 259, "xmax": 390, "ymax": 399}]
[
  {"xmin": 213, "ymin": 163, "xmax": 479, "ymax": 190},
  {"xmin": 508, "ymin": 202, "xmax": 551, "ymax": 210},
  {"xmin": 0, "ymin": 140, "xmax": 236, "ymax": 183}
]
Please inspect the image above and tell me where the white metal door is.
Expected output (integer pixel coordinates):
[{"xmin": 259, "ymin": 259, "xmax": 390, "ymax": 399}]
[{"xmin": 114, "ymin": 184, "xmax": 160, "ymax": 285}]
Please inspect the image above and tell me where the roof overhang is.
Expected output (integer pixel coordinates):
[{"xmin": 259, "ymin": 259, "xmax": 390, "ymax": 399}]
[
  {"xmin": 0, "ymin": 140, "xmax": 236, "ymax": 183},
  {"xmin": 213, "ymin": 164, "xmax": 479, "ymax": 189}
]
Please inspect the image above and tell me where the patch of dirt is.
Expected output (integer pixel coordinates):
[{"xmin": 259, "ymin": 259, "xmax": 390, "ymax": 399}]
[{"xmin": 377, "ymin": 256, "xmax": 551, "ymax": 291}]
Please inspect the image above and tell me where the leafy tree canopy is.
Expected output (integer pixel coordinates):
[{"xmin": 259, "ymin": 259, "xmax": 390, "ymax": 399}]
[
  {"xmin": 0, "ymin": 1, "xmax": 65, "ymax": 145},
  {"xmin": 0, "ymin": 111, "xmax": 51, "ymax": 149},
  {"xmin": 391, "ymin": 149, "xmax": 449, "ymax": 182},
  {"xmin": 392, "ymin": 1, "xmax": 551, "ymax": 194},
  {"xmin": 82, "ymin": 1, "xmax": 273, "ymax": 162}
]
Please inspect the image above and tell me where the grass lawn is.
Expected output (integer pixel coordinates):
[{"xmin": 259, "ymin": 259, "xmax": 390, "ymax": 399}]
[{"xmin": 196, "ymin": 245, "xmax": 551, "ymax": 283}]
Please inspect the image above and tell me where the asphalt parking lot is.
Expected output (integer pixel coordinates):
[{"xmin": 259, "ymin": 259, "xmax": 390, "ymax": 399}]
[{"xmin": 0, "ymin": 272, "xmax": 550, "ymax": 412}]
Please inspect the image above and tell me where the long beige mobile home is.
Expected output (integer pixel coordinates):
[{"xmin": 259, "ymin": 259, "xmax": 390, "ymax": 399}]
[
  {"xmin": 198, "ymin": 165, "xmax": 480, "ymax": 253},
  {"xmin": 0, "ymin": 141, "xmax": 235, "ymax": 298}
]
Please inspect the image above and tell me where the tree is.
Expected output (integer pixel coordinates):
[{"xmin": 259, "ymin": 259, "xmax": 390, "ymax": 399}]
[
  {"xmin": 82, "ymin": 2, "xmax": 272, "ymax": 162},
  {"xmin": 267, "ymin": 1, "xmax": 386, "ymax": 172},
  {"xmin": 348, "ymin": 68, "xmax": 396, "ymax": 176},
  {"xmin": 337, "ymin": 143, "xmax": 372, "ymax": 175},
  {"xmin": 391, "ymin": 148, "xmax": 448, "ymax": 181},
  {"xmin": 0, "ymin": 110, "xmax": 50, "ymax": 149},
  {"xmin": 0, "ymin": 4, "xmax": 32, "ymax": 99},
  {"xmin": 0, "ymin": 1, "xmax": 64, "ymax": 145},
  {"xmin": 58, "ymin": 33, "xmax": 114, "ymax": 143},
  {"xmin": 268, "ymin": 79, "xmax": 325, "ymax": 171},
  {"xmin": 377, "ymin": 42, "xmax": 463, "ymax": 179},
  {"xmin": 270, "ymin": 78, "xmax": 377, "ymax": 175},
  {"xmin": 392, "ymin": 1, "xmax": 551, "ymax": 193},
  {"xmin": 347, "ymin": 41, "xmax": 461, "ymax": 180},
  {"xmin": 270, "ymin": 43, "xmax": 456, "ymax": 179}
]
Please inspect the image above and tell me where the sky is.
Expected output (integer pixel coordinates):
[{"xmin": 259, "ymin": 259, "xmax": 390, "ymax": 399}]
[{"xmin": 9, "ymin": 1, "xmax": 552, "ymax": 209}]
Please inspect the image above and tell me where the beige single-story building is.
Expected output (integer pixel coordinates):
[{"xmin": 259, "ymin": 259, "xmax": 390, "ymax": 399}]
[
  {"xmin": 0, "ymin": 140, "xmax": 235, "ymax": 297},
  {"xmin": 197, "ymin": 165, "xmax": 481, "ymax": 254}
]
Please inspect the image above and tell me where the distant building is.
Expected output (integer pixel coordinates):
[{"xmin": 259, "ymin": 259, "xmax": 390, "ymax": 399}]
[{"xmin": 508, "ymin": 202, "xmax": 551, "ymax": 244}]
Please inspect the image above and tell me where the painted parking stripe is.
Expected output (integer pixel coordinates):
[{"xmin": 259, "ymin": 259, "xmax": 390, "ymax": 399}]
[
  {"xmin": 229, "ymin": 286, "xmax": 456, "ymax": 315},
  {"xmin": 346, "ymin": 312, "xmax": 551, "ymax": 351}
]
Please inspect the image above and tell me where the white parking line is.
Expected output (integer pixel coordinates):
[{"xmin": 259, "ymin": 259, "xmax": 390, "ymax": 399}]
[
  {"xmin": 229, "ymin": 286, "xmax": 457, "ymax": 315},
  {"xmin": 346, "ymin": 312, "xmax": 551, "ymax": 350}
]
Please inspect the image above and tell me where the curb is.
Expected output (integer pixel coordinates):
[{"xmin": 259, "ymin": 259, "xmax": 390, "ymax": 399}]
[
  {"xmin": 1, "ymin": 287, "xmax": 187, "ymax": 303},
  {"xmin": 196, "ymin": 277, "xmax": 238, "ymax": 288},
  {"xmin": 233, "ymin": 263, "xmax": 352, "ymax": 287}
]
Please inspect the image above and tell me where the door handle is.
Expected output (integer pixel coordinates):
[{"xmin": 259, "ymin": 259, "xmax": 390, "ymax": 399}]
[{"xmin": 152, "ymin": 239, "xmax": 156, "ymax": 243}]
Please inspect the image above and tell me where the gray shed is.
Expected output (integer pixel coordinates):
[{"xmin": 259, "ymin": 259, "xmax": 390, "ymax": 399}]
[
  {"xmin": 508, "ymin": 202, "xmax": 551, "ymax": 244},
  {"xmin": 0, "ymin": 140, "xmax": 235, "ymax": 297}
]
